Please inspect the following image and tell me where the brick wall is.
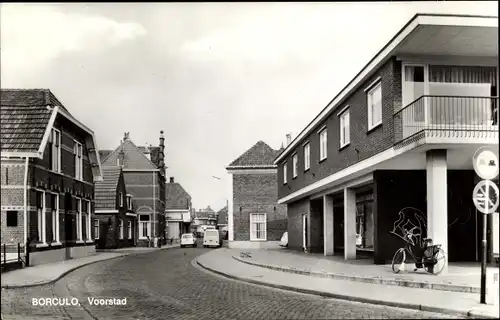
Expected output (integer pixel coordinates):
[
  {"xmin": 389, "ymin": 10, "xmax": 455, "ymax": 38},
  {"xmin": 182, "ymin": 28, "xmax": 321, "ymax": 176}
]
[
  {"xmin": 1, "ymin": 162, "xmax": 28, "ymax": 246},
  {"xmin": 278, "ymin": 58, "xmax": 402, "ymax": 199},
  {"xmin": 232, "ymin": 172, "xmax": 287, "ymax": 242}
]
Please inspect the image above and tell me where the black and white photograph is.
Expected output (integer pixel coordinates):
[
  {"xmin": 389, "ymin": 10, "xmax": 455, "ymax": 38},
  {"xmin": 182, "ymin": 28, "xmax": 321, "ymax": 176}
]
[{"xmin": 1, "ymin": 1, "xmax": 499, "ymax": 319}]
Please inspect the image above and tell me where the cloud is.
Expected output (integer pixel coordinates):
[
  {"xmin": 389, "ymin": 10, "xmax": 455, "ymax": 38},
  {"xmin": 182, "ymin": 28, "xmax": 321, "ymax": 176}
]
[{"xmin": 0, "ymin": 4, "xmax": 147, "ymax": 80}]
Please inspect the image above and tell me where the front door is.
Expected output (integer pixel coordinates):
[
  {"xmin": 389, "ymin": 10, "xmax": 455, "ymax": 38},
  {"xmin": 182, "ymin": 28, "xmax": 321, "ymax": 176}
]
[{"xmin": 334, "ymin": 206, "xmax": 344, "ymax": 253}]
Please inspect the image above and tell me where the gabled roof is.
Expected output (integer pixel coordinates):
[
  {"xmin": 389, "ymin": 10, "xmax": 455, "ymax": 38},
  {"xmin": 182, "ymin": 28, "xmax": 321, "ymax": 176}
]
[
  {"xmin": 101, "ymin": 138, "xmax": 157, "ymax": 170},
  {"xmin": 1, "ymin": 89, "xmax": 70, "ymax": 113},
  {"xmin": 0, "ymin": 105, "xmax": 53, "ymax": 153},
  {"xmin": 195, "ymin": 206, "xmax": 216, "ymax": 219},
  {"xmin": 95, "ymin": 166, "xmax": 122, "ymax": 211},
  {"xmin": 165, "ymin": 182, "xmax": 191, "ymax": 210},
  {"xmin": 1, "ymin": 89, "xmax": 103, "ymax": 181},
  {"xmin": 227, "ymin": 141, "xmax": 281, "ymax": 169}
]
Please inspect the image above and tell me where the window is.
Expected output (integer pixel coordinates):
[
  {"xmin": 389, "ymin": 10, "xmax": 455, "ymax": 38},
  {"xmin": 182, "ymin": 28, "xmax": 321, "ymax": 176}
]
[
  {"xmin": 319, "ymin": 128, "xmax": 327, "ymax": 161},
  {"xmin": 86, "ymin": 200, "xmax": 92, "ymax": 240},
  {"xmin": 292, "ymin": 153, "xmax": 298, "ymax": 178},
  {"xmin": 340, "ymin": 109, "xmax": 350, "ymax": 148},
  {"xmin": 76, "ymin": 198, "xmax": 82, "ymax": 241},
  {"xmin": 117, "ymin": 158, "xmax": 121, "ymax": 166},
  {"xmin": 119, "ymin": 219, "xmax": 124, "ymax": 239},
  {"xmin": 127, "ymin": 196, "xmax": 132, "ymax": 210},
  {"xmin": 303, "ymin": 143, "xmax": 310, "ymax": 171},
  {"xmin": 94, "ymin": 219, "xmax": 100, "ymax": 239},
  {"xmin": 82, "ymin": 201, "xmax": 87, "ymax": 240},
  {"xmin": 139, "ymin": 215, "xmax": 151, "ymax": 239},
  {"xmin": 50, "ymin": 128, "xmax": 61, "ymax": 172},
  {"xmin": 250, "ymin": 213, "xmax": 267, "ymax": 241},
  {"xmin": 128, "ymin": 221, "xmax": 132, "ymax": 239},
  {"xmin": 283, "ymin": 162, "xmax": 287, "ymax": 184},
  {"xmin": 36, "ymin": 191, "xmax": 46, "ymax": 243},
  {"xmin": 367, "ymin": 82, "xmax": 382, "ymax": 130},
  {"xmin": 51, "ymin": 194, "xmax": 59, "ymax": 242},
  {"xmin": 119, "ymin": 192, "xmax": 124, "ymax": 207},
  {"xmin": 6, "ymin": 211, "xmax": 18, "ymax": 227},
  {"xmin": 74, "ymin": 141, "xmax": 83, "ymax": 180}
]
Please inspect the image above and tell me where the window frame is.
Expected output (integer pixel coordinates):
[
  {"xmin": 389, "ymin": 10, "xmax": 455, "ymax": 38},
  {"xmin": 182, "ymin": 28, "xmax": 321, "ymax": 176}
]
[
  {"xmin": 76, "ymin": 198, "xmax": 83, "ymax": 241},
  {"xmin": 139, "ymin": 215, "xmax": 151, "ymax": 239},
  {"xmin": 119, "ymin": 192, "xmax": 123, "ymax": 207},
  {"xmin": 86, "ymin": 200, "xmax": 92, "ymax": 241},
  {"xmin": 319, "ymin": 128, "xmax": 328, "ymax": 161},
  {"xmin": 119, "ymin": 219, "xmax": 124, "ymax": 239},
  {"xmin": 128, "ymin": 220, "xmax": 132, "ymax": 239},
  {"xmin": 292, "ymin": 153, "xmax": 298, "ymax": 178},
  {"xmin": 94, "ymin": 219, "xmax": 100, "ymax": 239},
  {"xmin": 303, "ymin": 142, "xmax": 310, "ymax": 171},
  {"xmin": 367, "ymin": 81, "xmax": 382, "ymax": 131},
  {"xmin": 50, "ymin": 193, "xmax": 60, "ymax": 243},
  {"xmin": 283, "ymin": 162, "xmax": 287, "ymax": 185},
  {"xmin": 249, "ymin": 213, "xmax": 267, "ymax": 241},
  {"xmin": 36, "ymin": 190, "xmax": 46, "ymax": 244},
  {"xmin": 50, "ymin": 128, "xmax": 61, "ymax": 173},
  {"xmin": 6, "ymin": 210, "xmax": 18, "ymax": 227},
  {"xmin": 339, "ymin": 108, "xmax": 351, "ymax": 148},
  {"xmin": 74, "ymin": 140, "xmax": 83, "ymax": 180}
]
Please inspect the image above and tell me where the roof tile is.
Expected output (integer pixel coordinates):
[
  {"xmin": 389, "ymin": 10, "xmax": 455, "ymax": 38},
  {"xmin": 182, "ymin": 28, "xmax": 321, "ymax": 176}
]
[
  {"xmin": 94, "ymin": 166, "xmax": 122, "ymax": 211},
  {"xmin": 227, "ymin": 141, "xmax": 281, "ymax": 168},
  {"xmin": 165, "ymin": 182, "xmax": 191, "ymax": 210}
]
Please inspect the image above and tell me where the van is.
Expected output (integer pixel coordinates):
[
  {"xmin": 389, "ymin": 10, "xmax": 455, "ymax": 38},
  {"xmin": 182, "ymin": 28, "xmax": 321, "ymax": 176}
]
[{"xmin": 203, "ymin": 229, "xmax": 221, "ymax": 248}]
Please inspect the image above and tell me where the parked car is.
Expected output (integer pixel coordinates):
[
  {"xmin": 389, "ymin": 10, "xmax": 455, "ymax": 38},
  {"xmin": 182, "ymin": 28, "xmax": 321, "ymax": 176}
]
[
  {"xmin": 279, "ymin": 232, "xmax": 288, "ymax": 247},
  {"xmin": 180, "ymin": 233, "xmax": 197, "ymax": 248},
  {"xmin": 203, "ymin": 229, "xmax": 221, "ymax": 248}
]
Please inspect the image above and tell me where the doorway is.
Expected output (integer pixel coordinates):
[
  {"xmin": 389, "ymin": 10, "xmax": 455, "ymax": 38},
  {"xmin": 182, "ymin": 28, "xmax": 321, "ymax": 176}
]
[{"xmin": 302, "ymin": 214, "xmax": 308, "ymax": 251}]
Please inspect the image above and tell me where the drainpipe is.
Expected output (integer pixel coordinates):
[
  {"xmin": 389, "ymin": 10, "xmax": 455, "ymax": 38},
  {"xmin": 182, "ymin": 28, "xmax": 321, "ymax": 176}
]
[
  {"xmin": 23, "ymin": 157, "xmax": 29, "ymax": 255},
  {"xmin": 153, "ymin": 171, "xmax": 156, "ymax": 246}
]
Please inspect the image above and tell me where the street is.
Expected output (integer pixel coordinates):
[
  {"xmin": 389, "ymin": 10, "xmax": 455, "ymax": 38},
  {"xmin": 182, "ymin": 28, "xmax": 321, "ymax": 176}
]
[{"xmin": 0, "ymin": 248, "xmax": 465, "ymax": 320}]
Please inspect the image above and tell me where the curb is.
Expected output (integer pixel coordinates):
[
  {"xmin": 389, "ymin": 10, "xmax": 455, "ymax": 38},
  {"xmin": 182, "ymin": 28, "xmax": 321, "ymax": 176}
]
[
  {"xmin": 232, "ymin": 255, "xmax": 478, "ymax": 294},
  {"xmin": 1, "ymin": 245, "xmax": 179, "ymax": 289},
  {"xmin": 197, "ymin": 257, "xmax": 498, "ymax": 319}
]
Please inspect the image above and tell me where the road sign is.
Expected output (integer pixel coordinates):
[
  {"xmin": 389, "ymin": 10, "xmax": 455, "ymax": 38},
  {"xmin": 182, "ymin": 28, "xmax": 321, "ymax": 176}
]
[
  {"xmin": 473, "ymin": 180, "xmax": 500, "ymax": 214},
  {"xmin": 473, "ymin": 147, "xmax": 499, "ymax": 180}
]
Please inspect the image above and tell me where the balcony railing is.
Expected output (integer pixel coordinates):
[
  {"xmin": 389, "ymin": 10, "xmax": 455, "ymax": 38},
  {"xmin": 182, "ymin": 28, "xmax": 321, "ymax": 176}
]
[{"xmin": 394, "ymin": 95, "xmax": 498, "ymax": 147}]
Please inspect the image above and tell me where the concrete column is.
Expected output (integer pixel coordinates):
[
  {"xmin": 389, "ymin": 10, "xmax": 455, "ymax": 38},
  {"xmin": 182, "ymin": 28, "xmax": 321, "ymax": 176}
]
[
  {"xmin": 426, "ymin": 149, "xmax": 448, "ymax": 273},
  {"xmin": 344, "ymin": 188, "xmax": 357, "ymax": 260},
  {"xmin": 324, "ymin": 194, "xmax": 334, "ymax": 256}
]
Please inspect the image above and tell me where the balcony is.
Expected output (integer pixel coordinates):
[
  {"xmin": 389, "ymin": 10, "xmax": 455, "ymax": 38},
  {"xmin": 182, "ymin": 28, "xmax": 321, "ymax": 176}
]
[{"xmin": 394, "ymin": 95, "xmax": 498, "ymax": 148}]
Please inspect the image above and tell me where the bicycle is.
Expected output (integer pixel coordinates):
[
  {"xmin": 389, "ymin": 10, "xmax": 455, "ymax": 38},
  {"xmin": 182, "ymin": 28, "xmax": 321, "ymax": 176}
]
[{"xmin": 391, "ymin": 229, "xmax": 446, "ymax": 275}]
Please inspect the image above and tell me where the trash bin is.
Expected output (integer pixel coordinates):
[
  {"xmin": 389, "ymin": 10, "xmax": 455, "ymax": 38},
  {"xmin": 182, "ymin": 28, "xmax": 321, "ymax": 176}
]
[{"xmin": 486, "ymin": 268, "xmax": 499, "ymax": 305}]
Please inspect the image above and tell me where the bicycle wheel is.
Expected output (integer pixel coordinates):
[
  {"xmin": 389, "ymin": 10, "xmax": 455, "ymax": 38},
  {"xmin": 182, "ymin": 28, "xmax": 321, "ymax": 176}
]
[
  {"xmin": 392, "ymin": 248, "xmax": 406, "ymax": 273},
  {"xmin": 424, "ymin": 248, "xmax": 446, "ymax": 275}
]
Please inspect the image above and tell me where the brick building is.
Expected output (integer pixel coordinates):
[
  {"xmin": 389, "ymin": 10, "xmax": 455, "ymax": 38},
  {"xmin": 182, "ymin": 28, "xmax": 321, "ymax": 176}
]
[
  {"xmin": 94, "ymin": 166, "xmax": 137, "ymax": 249},
  {"xmin": 1, "ymin": 89, "xmax": 103, "ymax": 266},
  {"xmin": 165, "ymin": 177, "xmax": 192, "ymax": 240},
  {"xmin": 274, "ymin": 14, "xmax": 498, "ymax": 270},
  {"xmin": 226, "ymin": 141, "xmax": 287, "ymax": 249},
  {"xmin": 99, "ymin": 132, "xmax": 166, "ymax": 247},
  {"xmin": 217, "ymin": 205, "xmax": 228, "ymax": 229}
]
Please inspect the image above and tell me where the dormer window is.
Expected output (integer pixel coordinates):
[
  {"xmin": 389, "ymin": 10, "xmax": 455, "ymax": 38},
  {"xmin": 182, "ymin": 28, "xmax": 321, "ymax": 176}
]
[{"xmin": 127, "ymin": 195, "xmax": 132, "ymax": 210}]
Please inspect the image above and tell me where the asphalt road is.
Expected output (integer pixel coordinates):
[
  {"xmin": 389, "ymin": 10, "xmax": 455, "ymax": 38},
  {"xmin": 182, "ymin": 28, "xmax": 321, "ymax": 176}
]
[{"xmin": 1, "ymin": 247, "xmax": 466, "ymax": 320}]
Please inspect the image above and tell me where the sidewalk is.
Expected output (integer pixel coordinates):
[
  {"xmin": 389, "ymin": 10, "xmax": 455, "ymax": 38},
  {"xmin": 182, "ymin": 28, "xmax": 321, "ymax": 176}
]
[
  {"xmin": 1, "ymin": 244, "xmax": 179, "ymax": 289},
  {"xmin": 196, "ymin": 249, "xmax": 500, "ymax": 319},
  {"xmin": 233, "ymin": 248, "xmax": 498, "ymax": 294}
]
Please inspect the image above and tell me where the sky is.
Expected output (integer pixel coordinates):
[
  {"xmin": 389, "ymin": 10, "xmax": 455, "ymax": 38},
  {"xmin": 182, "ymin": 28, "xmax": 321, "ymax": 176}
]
[{"xmin": 1, "ymin": 1, "xmax": 498, "ymax": 211}]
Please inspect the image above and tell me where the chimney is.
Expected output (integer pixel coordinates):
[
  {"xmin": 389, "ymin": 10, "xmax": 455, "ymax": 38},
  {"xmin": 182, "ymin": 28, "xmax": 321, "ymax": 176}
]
[
  {"xmin": 159, "ymin": 130, "xmax": 165, "ymax": 174},
  {"xmin": 170, "ymin": 177, "xmax": 174, "ymax": 183},
  {"xmin": 286, "ymin": 133, "xmax": 292, "ymax": 146},
  {"xmin": 143, "ymin": 144, "xmax": 151, "ymax": 161}
]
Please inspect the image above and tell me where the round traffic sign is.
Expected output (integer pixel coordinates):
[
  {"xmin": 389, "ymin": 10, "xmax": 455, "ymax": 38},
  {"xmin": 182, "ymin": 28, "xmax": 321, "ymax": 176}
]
[
  {"xmin": 472, "ymin": 180, "xmax": 499, "ymax": 214},
  {"xmin": 473, "ymin": 147, "xmax": 499, "ymax": 180}
]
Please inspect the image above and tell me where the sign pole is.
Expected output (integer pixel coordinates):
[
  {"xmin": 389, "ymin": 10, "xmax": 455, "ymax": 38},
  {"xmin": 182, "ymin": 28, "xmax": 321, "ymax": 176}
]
[{"xmin": 472, "ymin": 147, "xmax": 500, "ymax": 305}]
